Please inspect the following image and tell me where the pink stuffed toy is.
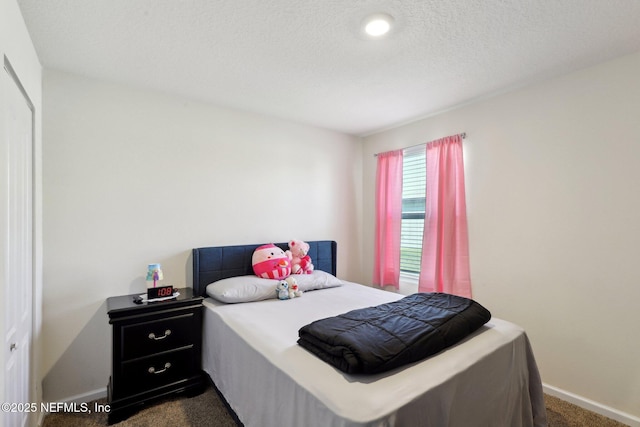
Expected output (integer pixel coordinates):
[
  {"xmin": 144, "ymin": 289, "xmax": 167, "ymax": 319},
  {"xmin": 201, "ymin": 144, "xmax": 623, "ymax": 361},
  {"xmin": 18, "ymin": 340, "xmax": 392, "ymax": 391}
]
[
  {"xmin": 252, "ymin": 244, "xmax": 291, "ymax": 279},
  {"xmin": 286, "ymin": 240, "xmax": 314, "ymax": 275}
]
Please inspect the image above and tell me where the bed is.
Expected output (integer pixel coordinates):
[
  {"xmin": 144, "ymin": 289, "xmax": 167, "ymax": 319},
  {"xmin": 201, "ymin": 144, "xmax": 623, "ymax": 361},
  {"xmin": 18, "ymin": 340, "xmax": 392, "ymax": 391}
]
[{"xmin": 192, "ymin": 240, "xmax": 547, "ymax": 427}]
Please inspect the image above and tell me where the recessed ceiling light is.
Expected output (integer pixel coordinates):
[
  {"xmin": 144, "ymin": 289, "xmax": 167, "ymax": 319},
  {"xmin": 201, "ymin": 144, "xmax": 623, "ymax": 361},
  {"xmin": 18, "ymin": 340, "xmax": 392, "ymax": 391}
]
[{"xmin": 363, "ymin": 13, "xmax": 394, "ymax": 38}]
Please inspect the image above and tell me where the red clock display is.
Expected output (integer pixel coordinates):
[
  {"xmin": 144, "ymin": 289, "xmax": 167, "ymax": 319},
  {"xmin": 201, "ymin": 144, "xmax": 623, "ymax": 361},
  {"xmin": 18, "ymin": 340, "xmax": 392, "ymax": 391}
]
[
  {"xmin": 147, "ymin": 285, "xmax": 174, "ymax": 300},
  {"xmin": 157, "ymin": 286, "xmax": 173, "ymax": 297}
]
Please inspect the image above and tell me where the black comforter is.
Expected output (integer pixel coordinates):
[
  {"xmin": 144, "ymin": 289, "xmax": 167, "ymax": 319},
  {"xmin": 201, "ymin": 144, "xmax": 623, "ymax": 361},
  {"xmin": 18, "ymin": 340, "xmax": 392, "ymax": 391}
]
[{"xmin": 297, "ymin": 292, "xmax": 491, "ymax": 374}]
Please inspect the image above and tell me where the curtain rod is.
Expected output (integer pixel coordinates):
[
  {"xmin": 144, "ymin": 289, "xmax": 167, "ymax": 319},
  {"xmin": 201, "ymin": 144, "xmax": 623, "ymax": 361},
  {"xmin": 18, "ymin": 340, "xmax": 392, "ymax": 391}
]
[{"xmin": 373, "ymin": 132, "xmax": 466, "ymax": 157}]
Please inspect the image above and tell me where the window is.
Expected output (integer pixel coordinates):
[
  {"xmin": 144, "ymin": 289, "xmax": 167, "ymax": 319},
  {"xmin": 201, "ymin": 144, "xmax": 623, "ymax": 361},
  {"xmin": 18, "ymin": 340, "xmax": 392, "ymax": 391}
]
[{"xmin": 400, "ymin": 146, "xmax": 426, "ymax": 279}]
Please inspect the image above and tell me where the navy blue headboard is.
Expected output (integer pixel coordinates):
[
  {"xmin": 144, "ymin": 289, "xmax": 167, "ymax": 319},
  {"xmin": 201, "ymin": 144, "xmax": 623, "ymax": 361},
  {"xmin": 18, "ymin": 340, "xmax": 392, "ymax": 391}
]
[{"xmin": 192, "ymin": 240, "xmax": 337, "ymax": 297}]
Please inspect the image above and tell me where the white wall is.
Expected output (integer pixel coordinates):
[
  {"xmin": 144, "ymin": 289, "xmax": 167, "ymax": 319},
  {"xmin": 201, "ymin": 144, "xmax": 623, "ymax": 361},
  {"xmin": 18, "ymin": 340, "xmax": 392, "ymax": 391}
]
[
  {"xmin": 42, "ymin": 69, "xmax": 362, "ymax": 401},
  {"xmin": 362, "ymin": 51, "xmax": 640, "ymax": 421},
  {"xmin": 0, "ymin": 0, "xmax": 43, "ymax": 425}
]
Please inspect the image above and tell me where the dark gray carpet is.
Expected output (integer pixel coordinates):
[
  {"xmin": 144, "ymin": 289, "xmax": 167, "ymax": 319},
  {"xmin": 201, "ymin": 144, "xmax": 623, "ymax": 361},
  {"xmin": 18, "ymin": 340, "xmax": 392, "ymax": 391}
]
[
  {"xmin": 42, "ymin": 386, "xmax": 237, "ymax": 427},
  {"xmin": 544, "ymin": 394, "xmax": 629, "ymax": 427}
]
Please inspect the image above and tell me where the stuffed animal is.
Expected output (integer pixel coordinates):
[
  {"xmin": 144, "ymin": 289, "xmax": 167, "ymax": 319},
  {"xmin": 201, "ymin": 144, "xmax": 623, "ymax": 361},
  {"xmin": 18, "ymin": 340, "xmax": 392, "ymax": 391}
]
[
  {"xmin": 252, "ymin": 244, "xmax": 292, "ymax": 279},
  {"xmin": 287, "ymin": 240, "xmax": 314, "ymax": 275},
  {"xmin": 285, "ymin": 276, "xmax": 303, "ymax": 298},
  {"xmin": 297, "ymin": 255, "xmax": 314, "ymax": 275},
  {"xmin": 276, "ymin": 280, "xmax": 290, "ymax": 300}
]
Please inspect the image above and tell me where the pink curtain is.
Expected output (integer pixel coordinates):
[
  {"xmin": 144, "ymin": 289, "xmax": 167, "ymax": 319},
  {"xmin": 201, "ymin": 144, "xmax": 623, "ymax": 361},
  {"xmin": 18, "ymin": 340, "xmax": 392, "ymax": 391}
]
[
  {"xmin": 373, "ymin": 149, "xmax": 403, "ymax": 288},
  {"xmin": 419, "ymin": 135, "xmax": 472, "ymax": 297}
]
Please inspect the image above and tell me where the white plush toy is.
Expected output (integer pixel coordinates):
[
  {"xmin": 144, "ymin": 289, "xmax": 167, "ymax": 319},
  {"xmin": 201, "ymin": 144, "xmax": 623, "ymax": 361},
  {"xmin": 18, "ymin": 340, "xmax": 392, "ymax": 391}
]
[{"xmin": 285, "ymin": 276, "xmax": 303, "ymax": 298}]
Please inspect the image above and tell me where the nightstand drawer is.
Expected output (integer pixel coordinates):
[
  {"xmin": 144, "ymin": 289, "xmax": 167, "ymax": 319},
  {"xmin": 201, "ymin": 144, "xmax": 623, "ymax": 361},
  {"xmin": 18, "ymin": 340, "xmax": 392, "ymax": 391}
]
[
  {"xmin": 121, "ymin": 313, "xmax": 196, "ymax": 360},
  {"xmin": 121, "ymin": 347, "xmax": 196, "ymax": 396}
]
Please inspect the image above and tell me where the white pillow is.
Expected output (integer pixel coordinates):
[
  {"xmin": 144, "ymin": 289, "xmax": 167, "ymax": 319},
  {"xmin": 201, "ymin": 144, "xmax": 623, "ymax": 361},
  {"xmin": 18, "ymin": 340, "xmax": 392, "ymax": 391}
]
[
  {"xmin": 206, "ymin": 275, "xmax": 279, "ymax": 303},
  {"xmin": 293, "ymin": 270, "xmax": 343, "ymax": 292}
]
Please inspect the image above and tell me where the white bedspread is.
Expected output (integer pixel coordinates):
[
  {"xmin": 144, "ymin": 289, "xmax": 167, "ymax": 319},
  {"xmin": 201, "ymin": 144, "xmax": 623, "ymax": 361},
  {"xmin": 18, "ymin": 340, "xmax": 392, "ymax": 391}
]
[{"xmin": 202, "ymin": 281, "xmax": 547, "ymax": 427}]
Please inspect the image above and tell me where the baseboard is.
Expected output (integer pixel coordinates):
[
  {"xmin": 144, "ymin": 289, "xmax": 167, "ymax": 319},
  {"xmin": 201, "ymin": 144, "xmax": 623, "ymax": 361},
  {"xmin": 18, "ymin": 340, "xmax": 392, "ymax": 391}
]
[
  {"xmin": 543, "ymin": 383, "xmax": 640, "ymax": 427},
  {"xmin": 61, "ymin": 387, "xmax": 108, "ymax": 404},
  {"xmin": 35, "ymin": 411, "xmax": 46, "ymax": 427}
]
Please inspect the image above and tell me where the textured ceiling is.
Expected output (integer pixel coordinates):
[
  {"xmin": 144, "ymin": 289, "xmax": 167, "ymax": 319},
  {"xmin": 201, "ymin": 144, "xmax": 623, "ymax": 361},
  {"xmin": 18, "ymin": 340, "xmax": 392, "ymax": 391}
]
[{"xmin": 17, "ymin": 0, "xmax": 640, "ymax": 135}]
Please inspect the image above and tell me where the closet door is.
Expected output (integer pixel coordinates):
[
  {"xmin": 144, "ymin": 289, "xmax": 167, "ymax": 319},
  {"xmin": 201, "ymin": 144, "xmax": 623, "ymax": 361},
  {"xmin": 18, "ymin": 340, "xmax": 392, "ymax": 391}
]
[{"xmin": 2, "ymin": 59, "xmax": 34, "ymax": 427}]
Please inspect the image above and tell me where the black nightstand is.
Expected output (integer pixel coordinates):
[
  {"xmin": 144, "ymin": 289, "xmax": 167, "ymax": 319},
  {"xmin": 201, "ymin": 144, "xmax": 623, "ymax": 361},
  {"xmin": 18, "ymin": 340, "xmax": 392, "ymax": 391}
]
[{"xmin": 106, "ymin": 288, "xmax": 205, "ymax": 424}]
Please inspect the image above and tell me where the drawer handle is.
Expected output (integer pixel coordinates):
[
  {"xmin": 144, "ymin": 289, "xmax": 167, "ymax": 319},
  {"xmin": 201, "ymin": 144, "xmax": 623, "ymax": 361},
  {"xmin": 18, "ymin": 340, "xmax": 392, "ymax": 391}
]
[
  {"xmin": 148, "ymin": 362, "xmax": 171, "ymax": 374},
  {"xmin": 148, "ymin": 329, "xmax": 172, "ymax": 340}
]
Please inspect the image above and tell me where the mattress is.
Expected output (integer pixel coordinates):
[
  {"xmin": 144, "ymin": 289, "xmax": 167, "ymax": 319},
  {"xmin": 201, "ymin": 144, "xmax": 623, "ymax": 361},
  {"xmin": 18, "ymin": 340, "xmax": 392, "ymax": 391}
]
[{"xmin": 201, "ymin": 281, "xmax": 547, "ymax": 427}]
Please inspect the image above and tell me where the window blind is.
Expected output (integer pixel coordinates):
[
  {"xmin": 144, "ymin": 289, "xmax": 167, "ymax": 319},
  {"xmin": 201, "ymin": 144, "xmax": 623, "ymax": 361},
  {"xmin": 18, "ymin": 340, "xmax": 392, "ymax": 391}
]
[{"xmin": 400, "ymin": 146, "xmax": 426, "ymax": 275}]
